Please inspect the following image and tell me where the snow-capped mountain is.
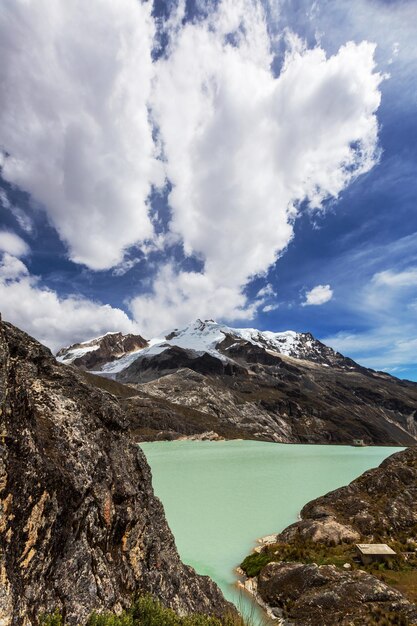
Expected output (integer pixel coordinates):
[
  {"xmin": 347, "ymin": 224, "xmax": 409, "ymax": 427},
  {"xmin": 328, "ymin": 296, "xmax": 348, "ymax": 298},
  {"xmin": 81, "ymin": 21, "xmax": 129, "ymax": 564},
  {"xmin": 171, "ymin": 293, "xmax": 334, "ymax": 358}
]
[
  {"xmin": 56, "ymin": 319, "xmax": 417, "ymax": 446},
  {"xmin": 56, "ymin": 331, "xmax": 148, "ymax": 371},
  {"xmin": 57, "ymin": 319, "xmax": 355, "ymax": 375}
]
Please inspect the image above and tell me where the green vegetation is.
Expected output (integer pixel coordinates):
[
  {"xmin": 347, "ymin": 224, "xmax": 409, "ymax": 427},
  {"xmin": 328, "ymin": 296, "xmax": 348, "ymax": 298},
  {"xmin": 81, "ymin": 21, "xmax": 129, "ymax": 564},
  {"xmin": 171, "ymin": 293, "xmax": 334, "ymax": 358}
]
[
  {"xmin": 39, "ymin": 595, "xmax": 249, "ymax": 626},
  {"xmin": 39, "ymin": 611, "xmax": 64, "ymax": 626},
  {"xmin": 240, "ymin": 533, "xmax": 417, "ymax": 579},
  {"xmin": 240, "ymin": 552, "xmax": 273, "ymax": 578},
  {"xmin": 240, "ymin": 539, "xmax": 359, "ymax": 577}
]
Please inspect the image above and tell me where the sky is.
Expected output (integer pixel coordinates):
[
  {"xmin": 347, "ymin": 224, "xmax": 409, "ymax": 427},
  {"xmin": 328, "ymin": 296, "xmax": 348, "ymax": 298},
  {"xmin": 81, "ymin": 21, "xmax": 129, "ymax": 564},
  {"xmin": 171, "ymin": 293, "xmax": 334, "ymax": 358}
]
[{"xmin": 0, "ymin": 0, "xmax": 417, "ymax": 380}]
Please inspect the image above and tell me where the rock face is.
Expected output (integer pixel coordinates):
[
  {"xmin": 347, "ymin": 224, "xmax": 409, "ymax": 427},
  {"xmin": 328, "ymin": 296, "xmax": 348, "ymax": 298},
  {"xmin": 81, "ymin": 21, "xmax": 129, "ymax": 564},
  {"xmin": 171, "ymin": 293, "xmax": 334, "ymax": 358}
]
[
  {"xmin": 276, "ymin": 517, "xmax": 360, "ymax": 547},
  {"xmin": 300, "ymin": 445, "xmax": 417, "ymax": 540},
  {"xmin": 0, "ymin": 318, "xmax": 232, "ymax": 625},
  {"xmin": 243, "ymin": 446, "xmax": 417, "ymax": 625},
  {"xmin": 258, "ymin": 562, "xmax": 416, "ymax": 626},
  {"xmin": 56, "ymin": 332, "xmax": 148, "ymax": 371}
]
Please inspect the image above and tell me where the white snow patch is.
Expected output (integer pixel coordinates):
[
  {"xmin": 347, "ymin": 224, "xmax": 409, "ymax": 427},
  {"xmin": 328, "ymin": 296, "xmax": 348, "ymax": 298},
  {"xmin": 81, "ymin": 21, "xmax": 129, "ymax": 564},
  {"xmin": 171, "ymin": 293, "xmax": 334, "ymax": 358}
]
[{"xmin": 56, "ymin": 344, "xmax": 99, "ymax": 364}]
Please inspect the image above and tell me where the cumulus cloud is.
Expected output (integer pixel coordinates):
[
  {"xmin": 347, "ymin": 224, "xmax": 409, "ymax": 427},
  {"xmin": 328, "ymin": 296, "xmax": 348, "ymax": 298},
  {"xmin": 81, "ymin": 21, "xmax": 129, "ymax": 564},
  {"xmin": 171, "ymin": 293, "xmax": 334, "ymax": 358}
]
[
  {"xmin": 0, "ymin": 256, "xmax": 138, "ymax": 352},
  {"xmin": 0, "ymin": 230, "xmax": 29, "ymax": 257},
  {"xmin": 131, "ymin": 0, "xmax": 382, "ymax": 332},
  {"xmin": 0, "ymin": 0, "xmax": 159, "ymax": 270},
  {"xmin": 130, "ymin": 264, "xmax": 257, "ymax": 337},
  {"xmin": 0, "ymin": 0, "xmax": 384, "ymax": 338},
  {"xmin": 302, "ymin": 284, "xmax": 333, "ymax": 306}
]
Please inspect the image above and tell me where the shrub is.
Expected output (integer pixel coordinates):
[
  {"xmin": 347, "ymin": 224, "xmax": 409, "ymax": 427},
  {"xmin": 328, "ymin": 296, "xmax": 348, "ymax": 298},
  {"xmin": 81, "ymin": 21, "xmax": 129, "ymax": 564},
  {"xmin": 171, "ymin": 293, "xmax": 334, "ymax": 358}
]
[
  {"xmin": 240, "ymin": 552, "xmax": 273, "ymax": 578},
  {"xmin": 39, "ymin": 595, "xmax": 247, "ymax": 626}
]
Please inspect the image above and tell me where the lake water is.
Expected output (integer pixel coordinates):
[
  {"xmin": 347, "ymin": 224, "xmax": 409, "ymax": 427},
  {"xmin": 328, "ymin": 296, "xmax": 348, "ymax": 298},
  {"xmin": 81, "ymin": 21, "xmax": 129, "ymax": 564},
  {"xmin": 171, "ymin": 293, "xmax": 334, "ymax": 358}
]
[{"xmin": 140, "ymin": 440, "xmax": 402, "ymax": 621}]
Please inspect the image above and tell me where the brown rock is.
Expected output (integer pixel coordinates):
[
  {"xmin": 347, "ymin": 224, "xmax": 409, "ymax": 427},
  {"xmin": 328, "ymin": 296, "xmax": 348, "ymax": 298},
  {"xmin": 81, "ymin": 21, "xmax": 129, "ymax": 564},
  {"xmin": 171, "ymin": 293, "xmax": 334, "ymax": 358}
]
[
  {"xmin": 0, "ymin": 319, "xmax": 233, "ymax": 625},
  {"xmin": 277, "ymin": 517, "xmax": 360, "ymax": 546},
  {"xmin": 258, "ymin": 562, "xmax": 417, "ymax": 625}
]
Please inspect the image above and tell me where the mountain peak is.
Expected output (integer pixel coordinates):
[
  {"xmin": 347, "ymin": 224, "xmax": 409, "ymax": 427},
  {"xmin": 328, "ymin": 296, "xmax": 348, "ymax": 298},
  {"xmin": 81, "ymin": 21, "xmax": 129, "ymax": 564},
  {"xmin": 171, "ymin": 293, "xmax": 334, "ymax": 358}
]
[{"xmin": 56, "ymin": 331, "xmax": 148, "ymax": 370}]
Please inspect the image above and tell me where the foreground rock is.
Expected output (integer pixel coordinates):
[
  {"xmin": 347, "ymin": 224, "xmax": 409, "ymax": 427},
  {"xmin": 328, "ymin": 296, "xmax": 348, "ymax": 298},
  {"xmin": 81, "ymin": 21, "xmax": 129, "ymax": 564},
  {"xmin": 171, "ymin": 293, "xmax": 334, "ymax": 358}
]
[
  {"xmin": 258, "ymin": 562, "xmax": 416, "ymax": 626},
  {"xmin": 299, "ymin": 445, "xmax": 417, "ymax": 541},
  {"xmin": 241, "ymin": 446, "xmax": 417, "ymax": 625},
  {"xmin": 0, "ymin": 318, "xmax": 233, "ymax": 625}
]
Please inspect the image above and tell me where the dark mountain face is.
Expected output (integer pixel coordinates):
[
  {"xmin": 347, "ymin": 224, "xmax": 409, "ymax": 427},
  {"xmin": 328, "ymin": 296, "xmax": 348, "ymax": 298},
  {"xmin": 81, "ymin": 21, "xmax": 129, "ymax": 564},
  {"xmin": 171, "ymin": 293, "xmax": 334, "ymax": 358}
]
[
  {"xmin": 56, "ymin": 331, "xmax": 148, "ymax": 371},
  {"xmin": 0, "ymin": 318, "xmax": 232, "ymax": 624},
  {"xmin": 120, "ymin": 348, "xmax": 417, "ymax": 447}
]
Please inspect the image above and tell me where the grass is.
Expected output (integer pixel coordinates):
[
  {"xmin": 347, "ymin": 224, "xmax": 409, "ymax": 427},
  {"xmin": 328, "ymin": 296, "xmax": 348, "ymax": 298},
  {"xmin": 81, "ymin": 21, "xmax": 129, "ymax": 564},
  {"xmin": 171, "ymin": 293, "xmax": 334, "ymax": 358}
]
[
  {"xmin": 240, "ymin": 535, "xmax": 417, "ymax": 608},
  {"xmin": 373, "ymin": 570, "xmax": 417, "ymax": 603},
  {"xmin": 240, "ymin": 542, "xmax": 417, "ymax": 626},
  {"xmin": 240, "ymin": 540, "xmax": 359, "ymax": 577},
  {"xmin": 39, "ymin": 595, "xmax": 253, "ymax": 626}
]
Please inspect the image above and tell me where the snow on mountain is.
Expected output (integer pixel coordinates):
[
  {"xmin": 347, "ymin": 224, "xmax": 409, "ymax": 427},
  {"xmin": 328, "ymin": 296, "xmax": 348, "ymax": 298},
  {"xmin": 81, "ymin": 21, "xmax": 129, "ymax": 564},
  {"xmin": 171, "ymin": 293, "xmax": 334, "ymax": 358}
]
[
  {"xmin": 56, "ymin": 331, "xmax": 148, "ymax": 370},
  {"xmin": 56, "ymin": 319, "xmax": 349, "ymax": 376},
  {"xmin": 56, "ymin": 332, "xmax": 120, "ymax": 364},
  {"xmin": 92, "ymin": 320, "xmax": 316, "ymax": 375},
  {"xmin": 56, "ymin": 343, "xmax": 101, "ymax": 364}
]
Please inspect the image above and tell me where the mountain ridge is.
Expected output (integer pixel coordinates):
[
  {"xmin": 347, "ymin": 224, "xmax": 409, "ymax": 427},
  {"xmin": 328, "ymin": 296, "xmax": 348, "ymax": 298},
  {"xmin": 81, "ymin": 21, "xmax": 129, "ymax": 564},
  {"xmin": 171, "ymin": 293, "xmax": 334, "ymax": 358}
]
[{"xmin": 57, "ymin": 319, "xmax": 417, "ymax": 447}]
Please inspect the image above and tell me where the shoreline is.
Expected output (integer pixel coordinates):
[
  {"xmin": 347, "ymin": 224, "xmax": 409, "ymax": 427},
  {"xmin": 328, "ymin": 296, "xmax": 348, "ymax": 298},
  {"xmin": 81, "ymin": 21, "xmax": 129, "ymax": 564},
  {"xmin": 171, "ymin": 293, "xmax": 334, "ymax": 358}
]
[
  {"xmin": 140, "ymin": 435, "xmax": 408, "ymax": 448},
  {"xmin": 234, "ymin": 445, "xmax": 416, "ymax": 625}
]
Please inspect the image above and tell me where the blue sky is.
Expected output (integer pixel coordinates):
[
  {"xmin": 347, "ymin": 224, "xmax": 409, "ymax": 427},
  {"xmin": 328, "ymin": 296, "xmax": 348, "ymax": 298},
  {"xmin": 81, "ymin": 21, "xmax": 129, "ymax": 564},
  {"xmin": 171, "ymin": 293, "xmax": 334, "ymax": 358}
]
[{"xmin": 0, "ymin": 0, "xmax": 417, "ymax": 380}]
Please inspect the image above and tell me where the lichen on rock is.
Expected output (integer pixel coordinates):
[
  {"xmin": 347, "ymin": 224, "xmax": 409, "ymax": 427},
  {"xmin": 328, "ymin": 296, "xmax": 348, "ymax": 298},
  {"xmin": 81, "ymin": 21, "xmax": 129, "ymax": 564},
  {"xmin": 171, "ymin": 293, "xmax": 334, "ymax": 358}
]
[{"xmin": 0, "ymin": 317, "xmax": 233, "ymax": 625}]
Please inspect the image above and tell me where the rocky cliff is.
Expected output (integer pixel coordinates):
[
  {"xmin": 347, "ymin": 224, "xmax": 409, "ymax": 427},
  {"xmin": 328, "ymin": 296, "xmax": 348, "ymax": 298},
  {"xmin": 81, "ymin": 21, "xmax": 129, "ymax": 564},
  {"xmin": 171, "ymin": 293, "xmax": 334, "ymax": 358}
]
[
  {"xmin": 0, "ymin": 317, "xmax": 232, "ymax": 625},
  {"xmin": 241, "ymin": 446, "xmax": 417, "ymax": 625}
]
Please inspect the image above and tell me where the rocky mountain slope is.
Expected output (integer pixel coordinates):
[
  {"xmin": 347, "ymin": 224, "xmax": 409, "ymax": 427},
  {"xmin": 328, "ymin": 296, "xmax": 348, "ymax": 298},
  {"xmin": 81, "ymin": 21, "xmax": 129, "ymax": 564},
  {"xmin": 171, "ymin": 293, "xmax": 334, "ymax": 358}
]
[
  {"xmin": 57, "ymin": 319, "xmax": 417, "ymax": 446},
  {"xmin": 241, "ymin": 446, "xmax": 417, "ymax": 625},
  {"xmin": 56, "ymin": 331, "xmax": 148, "ymax": 371},
  {"xmin": 0, "ymin": 316, "xmax": 233, "ymax": 625}
]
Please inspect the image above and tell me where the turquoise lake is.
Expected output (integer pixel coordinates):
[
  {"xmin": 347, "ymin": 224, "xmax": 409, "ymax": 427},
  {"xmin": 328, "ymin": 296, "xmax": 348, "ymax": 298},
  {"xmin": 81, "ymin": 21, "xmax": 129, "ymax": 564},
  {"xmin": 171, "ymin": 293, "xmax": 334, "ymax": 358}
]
[{"xmin": 140, "ymin": 440, "xmax": 403, "ymax": 620}]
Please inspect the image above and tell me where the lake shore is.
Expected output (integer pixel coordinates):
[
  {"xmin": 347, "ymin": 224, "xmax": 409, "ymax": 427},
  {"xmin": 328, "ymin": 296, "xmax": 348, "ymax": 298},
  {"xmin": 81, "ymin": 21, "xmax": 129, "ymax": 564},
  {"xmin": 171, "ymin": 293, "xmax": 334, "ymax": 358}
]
[{"xmin": 140, "ymin": 440, "xmax": 403, "ymax": 621}]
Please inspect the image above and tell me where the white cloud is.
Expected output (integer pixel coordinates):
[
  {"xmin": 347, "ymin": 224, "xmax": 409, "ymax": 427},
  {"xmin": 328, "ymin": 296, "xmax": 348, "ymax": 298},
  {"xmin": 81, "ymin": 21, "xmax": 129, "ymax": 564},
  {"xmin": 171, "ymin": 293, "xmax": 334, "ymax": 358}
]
[
  {"xmin": 131, "ymin": 0, "xmax": 382, "ymax": 332},
  {"xmin": 0, "ymin": 253, "xmax": 29, "ymax": 280},
  {"xmin": 0, "ymin": 189, "xmax": 33, "ymax": 233},
  {"xmin": 372, "ymin": 268, "xmax": 417, "ymax": 288},
  {"xmin": 0, "ymin": 230, "xmax": 29, "ymax": 257},
  {"xmin": 129, "ymin": 264, "xmax": 257, "ymax": 337},
  {"xmin": 0, "ymin": 0, "xmax": 159, "ymax": 270},
  {"xmin": 262, "ymin": 303, "xmax": 279, "ymax": 313},
  {"xmin": 257, "ymin": 283, "xmax": 276, "ymax": 298},
  {"xmin": 0, "ymin": 0, "xmax": 384, "ymax": 337},
  {"xmin": 0, "ymin": 255, "xmax": 138, "ymax": 352},
  {"xmin": 323, "ymin": 263, "xmax": 417, "ymax": 372},
  {"xmin": 302, "ymin": 284, "xmax": 333, "ymax": 306}
]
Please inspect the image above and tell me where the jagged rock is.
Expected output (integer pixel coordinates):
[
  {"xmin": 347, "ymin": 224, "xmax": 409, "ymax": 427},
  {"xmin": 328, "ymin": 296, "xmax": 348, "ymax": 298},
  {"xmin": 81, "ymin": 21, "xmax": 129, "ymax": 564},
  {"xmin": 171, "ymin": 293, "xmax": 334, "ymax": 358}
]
[
  {"xmin": 257, "ymin": 562, "xmax": 417, "ymax": 626},
  {"xmin": 0, "ymin": 318, "xmax": 233, "ymax": 625},
  {"xmin": 244, "ymin": 446, "xmax": 417, "ymax": 625},
  {"xmin": 301, "ymin": 446, "xmax": 417, "ymax": 539},
  {"xmin": 56, "ymin": 332, "xmax": 148, "ymax": 371}
]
